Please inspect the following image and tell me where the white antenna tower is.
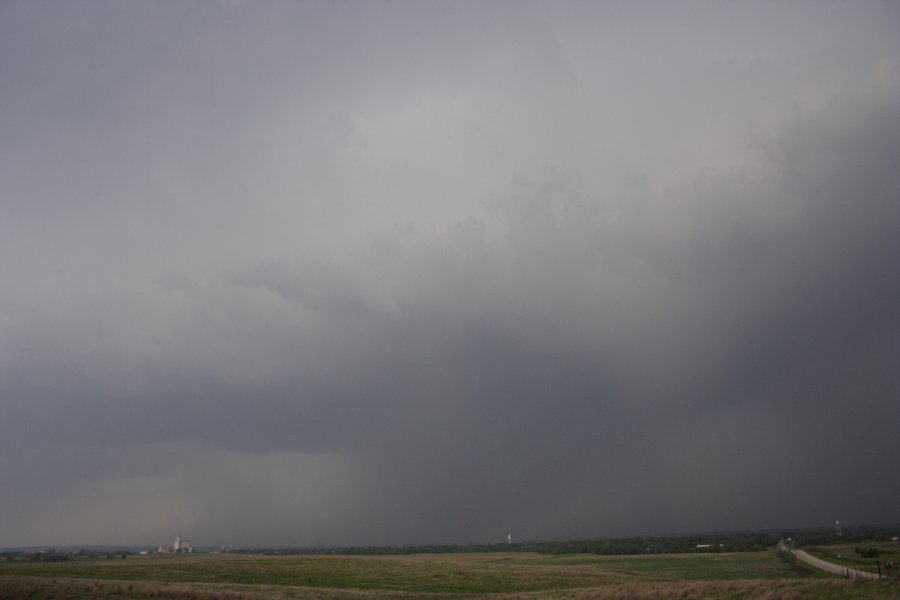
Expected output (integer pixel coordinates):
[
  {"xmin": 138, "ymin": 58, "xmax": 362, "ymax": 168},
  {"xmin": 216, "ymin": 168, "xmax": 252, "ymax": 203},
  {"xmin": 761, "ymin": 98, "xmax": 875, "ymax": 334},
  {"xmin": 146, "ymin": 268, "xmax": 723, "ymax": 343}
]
[
  {"xmin": 507, "ymin": 533, "xmax": 511, "ymax": 545},
  {"xmin": 835, "ymin": 520, "xmax": 842, "ymax": 536}
]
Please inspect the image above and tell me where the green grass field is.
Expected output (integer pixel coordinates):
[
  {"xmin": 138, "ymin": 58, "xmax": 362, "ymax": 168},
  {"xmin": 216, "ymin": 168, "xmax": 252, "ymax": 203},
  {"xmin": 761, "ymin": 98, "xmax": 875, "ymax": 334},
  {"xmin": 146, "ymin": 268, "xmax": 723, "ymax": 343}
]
[
  {"xmin": 804, "ymin": 540, "xmax": 900, "ymax": 579},
  {"xmin": 1, "ymin": 549, "xmax": 897, "ymax": 599}
]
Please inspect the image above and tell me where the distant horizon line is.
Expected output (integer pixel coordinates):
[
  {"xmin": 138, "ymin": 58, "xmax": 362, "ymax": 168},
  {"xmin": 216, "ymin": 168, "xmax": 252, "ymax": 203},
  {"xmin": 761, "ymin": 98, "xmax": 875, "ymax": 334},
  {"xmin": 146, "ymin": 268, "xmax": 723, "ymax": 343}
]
[{"xmin": 4, "ymin": 522, "xmax": 898, "ymax": 553}]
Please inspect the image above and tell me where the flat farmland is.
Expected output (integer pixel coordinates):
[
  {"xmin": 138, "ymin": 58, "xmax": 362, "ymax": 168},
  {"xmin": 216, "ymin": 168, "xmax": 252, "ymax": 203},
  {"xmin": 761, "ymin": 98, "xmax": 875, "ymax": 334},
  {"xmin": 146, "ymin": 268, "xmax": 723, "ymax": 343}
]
[
  {"xmin": 805, "ymin": 540, "xmax": 900, "ymax": 567},
  {"xmin": 1, "ymin": 551, "xmax": 897, "ymax": 599}
]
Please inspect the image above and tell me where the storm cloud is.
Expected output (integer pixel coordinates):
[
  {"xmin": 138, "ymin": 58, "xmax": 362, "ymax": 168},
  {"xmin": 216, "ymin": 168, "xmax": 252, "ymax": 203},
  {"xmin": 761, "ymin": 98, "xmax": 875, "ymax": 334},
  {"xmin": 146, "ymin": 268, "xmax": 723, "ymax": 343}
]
[{"xmin": 1, "ymin": 1, "xmax": 898, "ymax": 547}]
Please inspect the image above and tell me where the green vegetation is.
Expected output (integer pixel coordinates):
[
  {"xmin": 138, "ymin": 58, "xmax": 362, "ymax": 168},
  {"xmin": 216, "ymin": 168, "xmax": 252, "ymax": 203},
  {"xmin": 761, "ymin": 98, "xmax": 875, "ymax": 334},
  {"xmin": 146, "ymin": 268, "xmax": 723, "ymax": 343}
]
[
  {"xmin": 804, "ymin": 540, "xmax": 900, "ymax": 578},
  {"xmin": 222, "ymin": 525, "xmax": 897, "ymax": 556},
  {"xmin": 1, "ymin": 548, "xmax": 897, "ymax": 599}
]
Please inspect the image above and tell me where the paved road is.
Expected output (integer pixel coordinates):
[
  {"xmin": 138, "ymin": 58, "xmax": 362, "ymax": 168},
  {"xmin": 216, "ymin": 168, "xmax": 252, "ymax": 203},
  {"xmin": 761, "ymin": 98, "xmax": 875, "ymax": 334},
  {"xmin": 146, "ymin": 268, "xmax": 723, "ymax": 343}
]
[{"xmin": 779, "ymin": 541, "xmax": 884, "ymax": 580}]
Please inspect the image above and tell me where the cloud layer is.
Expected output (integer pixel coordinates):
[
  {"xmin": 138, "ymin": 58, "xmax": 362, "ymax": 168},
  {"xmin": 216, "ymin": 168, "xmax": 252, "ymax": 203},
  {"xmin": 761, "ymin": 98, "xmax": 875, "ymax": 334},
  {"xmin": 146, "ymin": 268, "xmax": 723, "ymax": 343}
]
[{"xmin": 1, "ymin": 1, "xmax": 898, "ymax": 547}]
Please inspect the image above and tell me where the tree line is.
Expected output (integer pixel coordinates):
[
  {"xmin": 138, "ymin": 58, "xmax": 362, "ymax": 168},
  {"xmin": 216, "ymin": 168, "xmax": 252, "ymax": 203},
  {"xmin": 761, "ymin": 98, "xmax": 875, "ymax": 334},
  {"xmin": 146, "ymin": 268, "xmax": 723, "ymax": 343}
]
[{"xmin": 230, "ymin": 526, "xmax": 897, "ymax": 556}]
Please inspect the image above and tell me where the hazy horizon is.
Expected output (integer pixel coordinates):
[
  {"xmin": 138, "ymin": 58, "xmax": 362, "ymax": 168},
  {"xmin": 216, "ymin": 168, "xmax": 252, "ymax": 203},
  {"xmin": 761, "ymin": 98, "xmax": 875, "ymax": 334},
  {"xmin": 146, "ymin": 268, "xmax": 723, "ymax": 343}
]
[
  {"xmin": 4, "ymin": 521, "xmax": 898, "ymax": 551},
  {"xmin": 2, "ymin": 1, "xmax": 898, "ymax": 548}
]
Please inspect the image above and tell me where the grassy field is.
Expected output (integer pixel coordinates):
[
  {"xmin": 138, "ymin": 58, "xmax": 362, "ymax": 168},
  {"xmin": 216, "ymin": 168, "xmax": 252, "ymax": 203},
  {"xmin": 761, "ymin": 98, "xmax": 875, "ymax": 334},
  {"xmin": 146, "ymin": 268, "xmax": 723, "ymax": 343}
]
[
  {"xmin": 1, "ymin": 550, "xmax": 897, "ymax": 599},
  {"xmin": 804, "ymin": 540, "xmax": 900, "ymax": 579}
]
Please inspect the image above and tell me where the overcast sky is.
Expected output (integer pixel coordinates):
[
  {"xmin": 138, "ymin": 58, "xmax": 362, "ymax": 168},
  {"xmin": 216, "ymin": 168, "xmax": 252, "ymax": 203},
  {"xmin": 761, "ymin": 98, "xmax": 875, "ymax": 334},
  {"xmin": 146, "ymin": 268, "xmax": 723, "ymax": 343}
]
[{"xmin": 1, "ymin": 1, "xmax": 898, "ymax": 548}]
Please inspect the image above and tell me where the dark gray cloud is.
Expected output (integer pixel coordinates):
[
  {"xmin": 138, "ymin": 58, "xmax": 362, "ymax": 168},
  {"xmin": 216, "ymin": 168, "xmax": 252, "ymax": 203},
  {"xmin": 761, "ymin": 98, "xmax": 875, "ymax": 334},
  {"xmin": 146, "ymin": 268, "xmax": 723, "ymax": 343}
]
[{"xmin": 1, "ymin": 1, "xmax": 898, "ymax": 547}]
